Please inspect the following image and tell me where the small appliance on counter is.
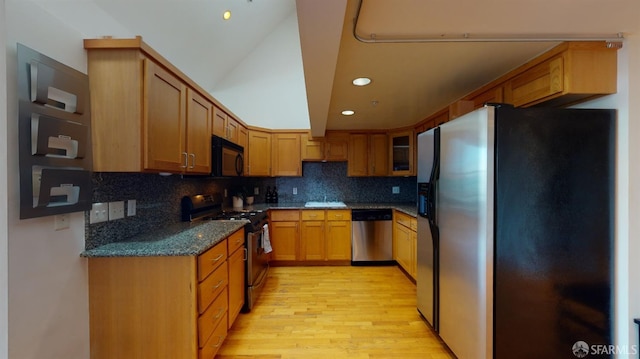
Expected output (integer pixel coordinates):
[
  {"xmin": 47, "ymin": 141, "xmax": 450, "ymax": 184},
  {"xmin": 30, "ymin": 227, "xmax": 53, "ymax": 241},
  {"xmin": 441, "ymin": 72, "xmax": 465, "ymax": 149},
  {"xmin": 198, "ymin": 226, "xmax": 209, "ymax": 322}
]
[{"xmin": 181, "ymin": 193, "xmax": 269, "ymax": 312}]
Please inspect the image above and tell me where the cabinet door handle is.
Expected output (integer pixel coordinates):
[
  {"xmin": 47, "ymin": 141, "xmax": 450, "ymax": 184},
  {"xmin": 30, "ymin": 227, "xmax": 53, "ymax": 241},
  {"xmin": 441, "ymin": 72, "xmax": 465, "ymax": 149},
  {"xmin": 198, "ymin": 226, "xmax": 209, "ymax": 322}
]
[
  {"xmin": 243, "ymin": 247, "xmax": 248, "ymax": 261},
  {"xmin": 189, "ymin": 153, "xmax": 196, "ymax": 169},
  {"xmin": 212, "ymin": 307, "xmax": 225, "ymax": 320},
  {"xmin": 211, "ymin": 254, "xmax": 224, "ymax": 263},
  {"xmin": 209, "ymin": 336, "xmax": 224, "ymax": 348},
  {"xmin": 181, "ymin": 152, "xmax": 188, "ymax": 168},
  {"xmin": 212, "ymin": 280, "xmax": 224, "ymax": 290}
]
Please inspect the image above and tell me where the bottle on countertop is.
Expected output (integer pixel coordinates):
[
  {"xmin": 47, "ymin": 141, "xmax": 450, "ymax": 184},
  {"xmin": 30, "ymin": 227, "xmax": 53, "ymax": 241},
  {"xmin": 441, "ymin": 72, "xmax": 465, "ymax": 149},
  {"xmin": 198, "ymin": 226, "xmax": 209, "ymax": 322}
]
[
  {"xmin": 266, "ymin": 186, "xmax": 273, "ymax": 203},
  {"xmin": 273, "ymin": 187, "xmax": 278, "ymax": 203}
]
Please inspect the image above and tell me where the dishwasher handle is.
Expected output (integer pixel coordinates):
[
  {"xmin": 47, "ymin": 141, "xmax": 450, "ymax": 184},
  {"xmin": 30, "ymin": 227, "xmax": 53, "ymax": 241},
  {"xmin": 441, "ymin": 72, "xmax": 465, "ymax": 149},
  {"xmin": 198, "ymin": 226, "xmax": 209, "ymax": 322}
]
[{"xmin": 351, "ymin": 208, "xmax": 393, "ymax": 221}]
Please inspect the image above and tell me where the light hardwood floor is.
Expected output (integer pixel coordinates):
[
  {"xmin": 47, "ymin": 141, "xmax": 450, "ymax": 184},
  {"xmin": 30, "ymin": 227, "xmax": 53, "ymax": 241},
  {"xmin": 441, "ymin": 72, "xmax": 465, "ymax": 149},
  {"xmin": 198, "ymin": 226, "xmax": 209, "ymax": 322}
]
[{"xmin": 217, "ymin": 266, "xmax": 455, "ymax": 359}]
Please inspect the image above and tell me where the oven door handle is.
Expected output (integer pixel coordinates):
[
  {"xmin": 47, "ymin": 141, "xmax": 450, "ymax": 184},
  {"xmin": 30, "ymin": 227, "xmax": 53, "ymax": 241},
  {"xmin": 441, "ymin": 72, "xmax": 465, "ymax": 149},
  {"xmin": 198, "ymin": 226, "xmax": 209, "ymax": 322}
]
[{"xmin": 252, "ymin": 263, "xmax": 269, "ymax": 291}]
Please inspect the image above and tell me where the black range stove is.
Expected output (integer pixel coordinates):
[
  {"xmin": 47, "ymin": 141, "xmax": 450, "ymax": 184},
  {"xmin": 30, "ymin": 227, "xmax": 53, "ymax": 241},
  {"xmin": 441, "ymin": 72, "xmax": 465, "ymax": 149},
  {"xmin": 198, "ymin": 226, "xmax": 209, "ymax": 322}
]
[{"xmin": 181, "ymin": 193, "xmax": 268, "ymax": 231}]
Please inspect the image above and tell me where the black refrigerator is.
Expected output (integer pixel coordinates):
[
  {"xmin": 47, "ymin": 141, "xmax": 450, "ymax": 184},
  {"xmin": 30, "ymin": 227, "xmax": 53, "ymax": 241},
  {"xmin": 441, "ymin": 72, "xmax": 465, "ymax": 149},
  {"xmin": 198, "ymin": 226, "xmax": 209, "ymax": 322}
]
[{"xmin": 416, "ymin": 105, "xmax": 615, "ymax": 359}]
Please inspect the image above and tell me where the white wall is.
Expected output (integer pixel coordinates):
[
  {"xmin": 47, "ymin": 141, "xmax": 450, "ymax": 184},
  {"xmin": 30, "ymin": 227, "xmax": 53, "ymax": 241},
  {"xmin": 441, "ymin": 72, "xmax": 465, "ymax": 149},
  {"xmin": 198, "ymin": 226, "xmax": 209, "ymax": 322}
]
[
  {"xmin": 5, "ymin": 1, "xmax": 90, "ymax": 358},
  {"xmin": 212, "ymin": 12, "xmax": 310, "ymax": 130},
  {"xmin": 1, "ymin": 0, "xmax": 9, "ymax": 357}
]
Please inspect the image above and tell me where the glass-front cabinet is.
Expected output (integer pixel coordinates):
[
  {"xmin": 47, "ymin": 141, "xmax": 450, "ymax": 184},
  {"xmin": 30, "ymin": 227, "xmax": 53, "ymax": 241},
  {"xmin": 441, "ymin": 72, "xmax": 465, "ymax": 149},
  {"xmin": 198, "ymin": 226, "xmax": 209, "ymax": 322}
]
[{"xmin": 389, "ymin": 130, "xmax": 415, "ymax": 176}]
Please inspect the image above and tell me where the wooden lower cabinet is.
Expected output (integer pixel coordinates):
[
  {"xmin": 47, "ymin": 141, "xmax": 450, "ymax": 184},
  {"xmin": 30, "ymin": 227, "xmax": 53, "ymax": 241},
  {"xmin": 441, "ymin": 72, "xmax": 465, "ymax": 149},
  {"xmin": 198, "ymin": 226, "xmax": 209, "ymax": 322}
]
[
  {"xmin": 270, "ymin": 209, "xmax": 351, "ymax": 264},
  {"xmin": 393, "ymin": 211, "xmax": 417, "ymax": 280},
  {"xmin": 269, "ymin": 210, "xmax": 300, "ymax": 261},
  {"xmin": 301, "ymin": 210, "xmax": 326, "ymax": 260},
  {"xmin": 87, "ymin": 228, "xmax": 245, "ymax": 359}
]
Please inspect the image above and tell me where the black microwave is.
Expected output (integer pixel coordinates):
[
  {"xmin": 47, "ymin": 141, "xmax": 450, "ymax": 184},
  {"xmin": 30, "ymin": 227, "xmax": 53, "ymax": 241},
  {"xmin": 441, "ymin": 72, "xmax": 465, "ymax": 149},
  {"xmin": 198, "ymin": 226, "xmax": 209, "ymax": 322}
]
[{"xmin": 212, "ymin": 135, "xmax": 244, "ymax": 177}]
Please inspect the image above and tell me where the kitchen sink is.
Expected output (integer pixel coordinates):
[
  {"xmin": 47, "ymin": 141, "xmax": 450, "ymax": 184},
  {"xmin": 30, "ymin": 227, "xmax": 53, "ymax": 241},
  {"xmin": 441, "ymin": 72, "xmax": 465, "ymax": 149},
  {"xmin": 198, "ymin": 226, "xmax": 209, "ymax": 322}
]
[{"xmin": 304, "ymin": 201, "xmax": 347, "ymax": 208}]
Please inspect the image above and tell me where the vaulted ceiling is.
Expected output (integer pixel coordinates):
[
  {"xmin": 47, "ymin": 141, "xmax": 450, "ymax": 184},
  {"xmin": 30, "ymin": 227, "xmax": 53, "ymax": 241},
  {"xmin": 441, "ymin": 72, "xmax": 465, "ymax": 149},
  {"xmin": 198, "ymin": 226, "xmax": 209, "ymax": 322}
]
[{"xmin": 25, "ymin": 0, "xmax": 640, "ymax": 137}]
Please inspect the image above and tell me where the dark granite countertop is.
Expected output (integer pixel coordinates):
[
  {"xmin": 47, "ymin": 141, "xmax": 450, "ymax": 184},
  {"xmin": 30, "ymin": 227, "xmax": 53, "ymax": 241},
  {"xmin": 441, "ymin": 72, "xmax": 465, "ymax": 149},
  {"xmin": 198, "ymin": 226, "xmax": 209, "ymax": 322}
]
[
  {"xmin": 81, "ymin": 220, "xmax": 247, "ymax": 258},
  {"xmin": 82, "ymin": 202, "xmax": 416, "ymax": 258}
]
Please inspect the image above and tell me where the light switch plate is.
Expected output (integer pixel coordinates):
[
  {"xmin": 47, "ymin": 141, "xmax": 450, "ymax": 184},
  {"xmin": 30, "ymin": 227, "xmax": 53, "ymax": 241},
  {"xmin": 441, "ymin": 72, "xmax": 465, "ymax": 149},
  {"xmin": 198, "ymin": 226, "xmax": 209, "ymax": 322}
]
[
  {"xmin": 90, "ymin": 203, "xmax": 108, "ymax": 224},
  {"xmin": 392, "ymin": 186, "xmax": 400, "ymax": 194},
  {"xmin": 127, "ymin": 199, "xmax": 136, "ymax": 216},
  {"xmin": 108, "ymin": 201, "xmax": 125, "ymax": 220},
  {"xmin": 54, "ymin": 213, "xmax": 70, "ymax": 230}
]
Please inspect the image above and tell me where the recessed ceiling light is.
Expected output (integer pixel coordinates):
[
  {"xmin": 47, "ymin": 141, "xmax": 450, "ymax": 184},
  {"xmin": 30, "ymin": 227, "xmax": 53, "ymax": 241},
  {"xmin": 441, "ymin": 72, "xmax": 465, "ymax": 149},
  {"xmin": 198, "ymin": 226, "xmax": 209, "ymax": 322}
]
[
  {"xmin": 342, "ymin": 110, "xmax": 355, "ymax": 116},
  {"xmin": 352, "ymin": 77, "xmax": 371, "ymax": 86},
  {"xmin": 223, "ymin": 10, "xmax": 232, "ymax": 20}
]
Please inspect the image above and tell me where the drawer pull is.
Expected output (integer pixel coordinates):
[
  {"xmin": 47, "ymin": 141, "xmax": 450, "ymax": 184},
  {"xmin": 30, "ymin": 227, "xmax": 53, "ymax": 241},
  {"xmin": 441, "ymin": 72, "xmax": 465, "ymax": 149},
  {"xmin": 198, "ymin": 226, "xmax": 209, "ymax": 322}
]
[
  {"xmin": 211, "ymin": 254, "xmax": 224, "ymax": 263},
  {"xmin": 212, "ymin": 280, "xmax": 224, "ymax": 290},
  {"xmin": 335, "ymin": 214, "xmax": 343, "ymax": 218},
  {"xmin": 212, "ymin": 308, "xmax": 225, "ymax": 320},
  {"xmin": 209, "ymin": 336, "xmax": 224, "ymax": 348}
]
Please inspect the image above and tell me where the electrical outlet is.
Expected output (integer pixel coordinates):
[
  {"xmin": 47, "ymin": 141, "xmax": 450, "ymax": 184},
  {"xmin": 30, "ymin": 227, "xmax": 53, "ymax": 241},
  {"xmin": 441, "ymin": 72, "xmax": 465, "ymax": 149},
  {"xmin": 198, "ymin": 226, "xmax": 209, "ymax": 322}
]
[
  {"xmin": 54, "ymin": 214, "xmax": 70, "ymax": 230},
  {"xmin": 254, "ymin": 187, "xmax": 259, "ymax": 195},
  {"xmin": 109, "ymin": 201, "xmax": 125, "ymax": 220},
  {"xmin": 127, "ymin": 199, "xmax": 136, "ymax": 216},
  {"xmin": 293, "ymin": 187, "xmax": 297, "ymax": 195},
  {"xmin": 90, "ymin": 203, "xmax": 109, "ymax": 224},
  {"xmin": 392, "ymin": 186, "xmax": 400, "ymax": 194}
]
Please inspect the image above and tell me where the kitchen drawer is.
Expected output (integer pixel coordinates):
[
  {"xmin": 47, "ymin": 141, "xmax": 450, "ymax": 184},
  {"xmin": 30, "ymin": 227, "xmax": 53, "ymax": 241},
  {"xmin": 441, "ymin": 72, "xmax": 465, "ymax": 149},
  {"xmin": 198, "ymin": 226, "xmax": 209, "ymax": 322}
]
[
  {"xmin": 199, "ymin": 312, "xmax": 228, "ymax": 359},
  {"xmin": 198, "ymin": 287, "xmax": 228, "ymax": 347},
  {"xmin": 327, "ymin": 210, "xmax": 351, "ymax": 221},
  {"xmin": 395, "ymin": 211, "xmax": 413, "ymax": 228},
  {"xmin": 198, "ymin": 263, "xmax": 228, "ymax": 314},
  {"xmin": 270, "ymin": 210, "xmax": 300, "ymax": 221},
  {"xmin": 302, "ymin": 210, "xmax": 325, "ymax": 221},
  {"xmin": 227, "ymin": 229, "xmax": 245, "ymax": 254},
  {"xmin": 198, "ymin": 239, "xmax": 228, "ymax": 282}
]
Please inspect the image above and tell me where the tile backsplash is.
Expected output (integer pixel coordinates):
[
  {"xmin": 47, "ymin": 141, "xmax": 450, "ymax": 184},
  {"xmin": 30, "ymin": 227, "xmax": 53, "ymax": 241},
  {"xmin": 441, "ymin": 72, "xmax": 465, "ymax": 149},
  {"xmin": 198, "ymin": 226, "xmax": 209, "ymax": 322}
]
[
  {"xmin": 85, "ymin": 162, "xmax": 416, "ymax": 249},
  {"xmin": 274, "ymin": 162, "xmax": 417, "ymax": 203}
]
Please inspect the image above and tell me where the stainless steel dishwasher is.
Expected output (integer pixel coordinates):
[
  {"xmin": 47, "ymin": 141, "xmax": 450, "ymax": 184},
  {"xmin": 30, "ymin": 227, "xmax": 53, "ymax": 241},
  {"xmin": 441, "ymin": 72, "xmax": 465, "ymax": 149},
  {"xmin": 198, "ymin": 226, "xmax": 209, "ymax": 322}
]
[{"xmin": 351, "ymin": 208, "xmax": 394, "ymax": 265}]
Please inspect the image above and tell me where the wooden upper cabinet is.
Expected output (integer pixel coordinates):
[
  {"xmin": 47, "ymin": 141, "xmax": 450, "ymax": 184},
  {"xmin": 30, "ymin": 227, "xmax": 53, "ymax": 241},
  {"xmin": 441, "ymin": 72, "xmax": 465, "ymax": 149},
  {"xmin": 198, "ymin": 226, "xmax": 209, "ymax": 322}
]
[
  {"xmin": 324, "ymin": 131, "xmax": 349, "ymax": 161},
  {"xmin": 468, "ymin": 85, "xmax": 504, "ymax": 109},
  {"xmin": 143, "ymin": 60, "xmax": 188, "ymax": 172},
  {"xmin": 389, "ymin": 130, "xmax": 414, "ymax": 176},
  {"xmin": 503, "ymin": 42, "xmax": 617, "ymax": 107},
  {"xmin": 506, "ymin": 56, "xmax": 564, "ymax": 107},
  {"xmin": 185, "ymin": 89, "xmax": 212, "ymax": 173},
  {"xmin": 301, "ymin": 133, "xmax": 325, "ymax": 161},
  {"xmin": 301, "ymin": 131, "xmax": 349, "ymax": 162},
  {"xmin": 347, "ymin": 134, "xmax": 368, "ymax": 176},
  {"xmin": 85, "ymin": 38, "xmax": 211, "ymax": 174},
  {"xmin": 212, "ymin": 106, "xmax": 227, "ymax": 138},
  {"xmin": 369, "ymin": 134, "xmax": 389, "ymax": 176},
  {"xmin": 237, "ymin": 125, "xmax": 249, "ymax": 174},
  {"xmin": 272, "ymin": 133, "xmax": 301, "ymax": 176},
  {"xmin": 246, "ymin": 130, "xmax": 271, "ymax": 176},
  {"xmin": 213, "ymin": 106, "xmax": 241, "ymax": 143},
  {"xmin": 226, "ymin": 117, "xmax": 240, "ymax": 143},
  {"xmin": 348, "ymin": 133, "xmax": 388, "ymax": 177}
]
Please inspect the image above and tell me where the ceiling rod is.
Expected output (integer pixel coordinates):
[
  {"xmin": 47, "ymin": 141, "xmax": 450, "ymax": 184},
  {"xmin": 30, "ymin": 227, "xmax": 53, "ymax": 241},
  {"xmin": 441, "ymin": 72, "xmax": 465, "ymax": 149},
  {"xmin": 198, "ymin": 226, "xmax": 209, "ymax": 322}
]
[{"xmin": 352, "ymin": 0, "xmax": 625, "ymax": 43}]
